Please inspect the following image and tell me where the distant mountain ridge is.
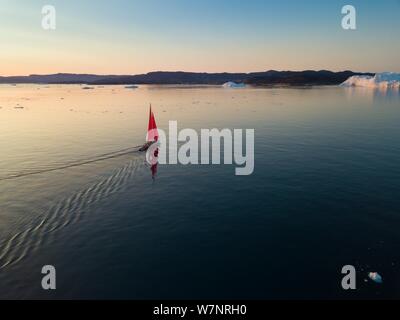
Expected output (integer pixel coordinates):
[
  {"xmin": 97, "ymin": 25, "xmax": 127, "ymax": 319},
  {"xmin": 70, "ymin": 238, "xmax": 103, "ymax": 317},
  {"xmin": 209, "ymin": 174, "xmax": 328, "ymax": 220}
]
[{"xmin": 0, "ymin": 70, "xmax": 374, "ymax": 86}]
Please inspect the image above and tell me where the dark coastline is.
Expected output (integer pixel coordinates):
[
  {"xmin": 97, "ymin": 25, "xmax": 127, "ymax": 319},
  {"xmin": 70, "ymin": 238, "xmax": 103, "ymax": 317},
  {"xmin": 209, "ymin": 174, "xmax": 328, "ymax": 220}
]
[{"xmin": 0, "ymin": 70, "xmax": 373, "ymax": 86}]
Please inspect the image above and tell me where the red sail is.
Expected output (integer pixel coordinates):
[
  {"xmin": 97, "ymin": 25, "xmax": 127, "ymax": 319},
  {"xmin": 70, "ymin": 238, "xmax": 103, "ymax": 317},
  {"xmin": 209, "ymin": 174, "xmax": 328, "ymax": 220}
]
[{"xmin": 147, "ymin": 105, "xmax": 159, "ymax": 142}]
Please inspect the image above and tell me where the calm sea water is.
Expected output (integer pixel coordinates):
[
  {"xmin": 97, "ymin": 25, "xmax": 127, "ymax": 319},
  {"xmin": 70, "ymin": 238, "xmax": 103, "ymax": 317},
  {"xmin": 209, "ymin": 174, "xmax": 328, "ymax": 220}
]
[{"xmin": 0, "ymin": 84, "xmax": 399, "ymax": 299}]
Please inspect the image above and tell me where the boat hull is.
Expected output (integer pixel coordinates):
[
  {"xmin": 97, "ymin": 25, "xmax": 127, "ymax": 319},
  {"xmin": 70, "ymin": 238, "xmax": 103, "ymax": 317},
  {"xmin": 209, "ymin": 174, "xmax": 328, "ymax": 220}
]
[{"xmin": 139, "ymin": 141, "xmax": 156, "ymax": 152}]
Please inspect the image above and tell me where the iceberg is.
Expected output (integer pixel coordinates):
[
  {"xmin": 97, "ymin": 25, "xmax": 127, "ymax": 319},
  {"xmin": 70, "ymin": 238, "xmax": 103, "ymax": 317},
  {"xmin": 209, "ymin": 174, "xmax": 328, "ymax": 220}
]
[
  {"xmin": 341, "ymin": 72, "xmax": 400, "ymax": 89},
  {"xmin": 222, "ymin": 81, "xmax": 246, "ymax": 88},
  {"xmin": 368, "ymin": 272, "xmax": 383, "ymax": 284}
]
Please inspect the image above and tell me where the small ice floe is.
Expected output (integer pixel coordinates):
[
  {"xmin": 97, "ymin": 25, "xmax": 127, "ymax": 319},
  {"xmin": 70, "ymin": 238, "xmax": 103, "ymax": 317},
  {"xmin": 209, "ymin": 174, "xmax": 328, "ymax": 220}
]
[
  {"xmin": 368, "ymin": 272, "xmax": 383, "ymax": 284},
  {"xmin": 222, "ymin": 81, "xmax": 246, "ymax": 88},
  {"xmin": 125, "ymin": 85, "xmax": 138, "ymax": 89}
]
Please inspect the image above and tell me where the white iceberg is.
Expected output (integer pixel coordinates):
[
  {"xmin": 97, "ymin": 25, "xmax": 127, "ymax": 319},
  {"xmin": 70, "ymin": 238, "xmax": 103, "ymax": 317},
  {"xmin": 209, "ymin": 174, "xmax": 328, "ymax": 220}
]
[
  {"xmin": 222, "ymin": 81, "xmax": 246, "ymax": 88},
  {"xmin": 368, "ymin": 272, "xmax": 383, "ymax": 284},
  {"xmin": 341, "ymin": 72, "xmax": 400, "ymax": 89}
]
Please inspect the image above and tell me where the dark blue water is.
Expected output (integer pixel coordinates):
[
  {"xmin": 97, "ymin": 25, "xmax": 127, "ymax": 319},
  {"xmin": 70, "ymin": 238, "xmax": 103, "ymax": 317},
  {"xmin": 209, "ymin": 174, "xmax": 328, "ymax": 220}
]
[{"xmin": 1, "ymin": 85, "xmax": 400, "ymax": 299}]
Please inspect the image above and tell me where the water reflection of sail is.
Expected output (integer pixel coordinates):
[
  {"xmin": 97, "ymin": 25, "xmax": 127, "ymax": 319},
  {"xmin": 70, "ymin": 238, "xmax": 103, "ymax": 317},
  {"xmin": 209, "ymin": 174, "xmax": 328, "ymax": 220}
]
[{"xmin": 151, "ymin": 148, "xmax": 159, "ymax": 180}]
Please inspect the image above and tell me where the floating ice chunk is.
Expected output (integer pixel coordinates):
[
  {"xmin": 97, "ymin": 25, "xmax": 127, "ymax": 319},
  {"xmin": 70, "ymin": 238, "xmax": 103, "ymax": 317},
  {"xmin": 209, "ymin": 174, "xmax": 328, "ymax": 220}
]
[
  {"xmin": 341, "ymin": 73, "xmax": 400, "ymax": 89},
  {"xmin": 222, "ymin": 82, "xmax": 246, "ymax": 88},
  {"xmin": 368, "ymin": 272, "xmax": 383, "ymax": 284}
]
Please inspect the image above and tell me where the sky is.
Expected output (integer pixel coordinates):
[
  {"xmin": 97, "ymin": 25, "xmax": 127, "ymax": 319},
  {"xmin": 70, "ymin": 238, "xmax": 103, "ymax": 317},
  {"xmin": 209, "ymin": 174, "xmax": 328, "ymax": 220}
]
[{"xmin": 1, "ymin": 0, "xmax": 399, "ymax": 75}]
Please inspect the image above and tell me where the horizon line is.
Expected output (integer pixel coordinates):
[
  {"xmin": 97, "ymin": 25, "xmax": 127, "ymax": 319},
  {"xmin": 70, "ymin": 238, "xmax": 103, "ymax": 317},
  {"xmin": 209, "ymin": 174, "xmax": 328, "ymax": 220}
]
[{"xmin": 0, "ymin": 69, "xmax": 376, "ymax": 78}]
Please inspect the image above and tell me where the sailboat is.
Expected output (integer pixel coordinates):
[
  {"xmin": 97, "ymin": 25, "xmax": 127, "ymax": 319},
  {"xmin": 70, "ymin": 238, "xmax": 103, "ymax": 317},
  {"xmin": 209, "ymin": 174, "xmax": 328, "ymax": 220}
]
[{"xmin": 139, "ymin": 105, "xmax": 159, "ymax": 152}]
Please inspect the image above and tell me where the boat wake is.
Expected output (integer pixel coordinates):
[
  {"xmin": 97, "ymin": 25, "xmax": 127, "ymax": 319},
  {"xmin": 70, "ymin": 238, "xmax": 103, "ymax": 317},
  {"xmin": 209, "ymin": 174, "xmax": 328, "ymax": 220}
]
[
  {"xmin": 0, "ymin": 156, "xmax": 147, "ymax": 269},
  {"xmin": 0, "ymin": 146, "xmax": 142, "ymax": 182}
]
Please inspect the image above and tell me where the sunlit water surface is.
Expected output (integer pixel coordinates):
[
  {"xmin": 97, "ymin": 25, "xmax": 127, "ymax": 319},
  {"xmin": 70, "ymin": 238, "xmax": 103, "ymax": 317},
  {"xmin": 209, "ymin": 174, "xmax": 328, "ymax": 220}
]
[{"xmin": 0, "ymin": 84, "xmax": 400, "ymax": 299}]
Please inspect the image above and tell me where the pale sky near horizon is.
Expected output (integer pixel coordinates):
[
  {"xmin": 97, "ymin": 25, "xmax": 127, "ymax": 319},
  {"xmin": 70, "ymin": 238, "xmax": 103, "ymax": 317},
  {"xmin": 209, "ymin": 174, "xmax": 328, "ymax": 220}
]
[{"xmin": 1, "ymin": 0, "xmax": 399, "ymax": 76}]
